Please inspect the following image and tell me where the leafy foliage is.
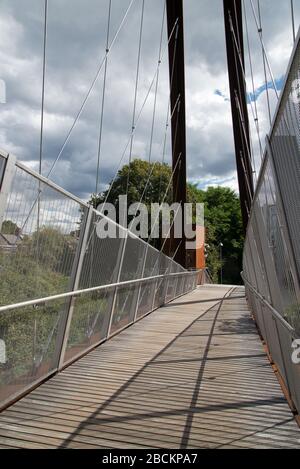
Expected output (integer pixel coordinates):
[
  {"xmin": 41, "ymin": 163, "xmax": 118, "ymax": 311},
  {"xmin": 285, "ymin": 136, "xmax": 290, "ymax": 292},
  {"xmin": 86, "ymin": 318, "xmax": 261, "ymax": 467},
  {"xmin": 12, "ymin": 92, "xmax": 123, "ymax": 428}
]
[
  {"xmin": 0, "ymin": 226, "xmax": 107, "ymax": 390},
  {"xmin": 1, "ymin": 220, "xmax": 20, "ymax": 235},
  {"xmin": 203, "ymin": 186, "xmax": 244, "ymax": 284},
  {"xmin": 91, "ymin": 158, "xmax": 244, "ymax": 284},
  {"xmin": 91, "ymin": 159, "xmax": 173, "ymax": 212}
]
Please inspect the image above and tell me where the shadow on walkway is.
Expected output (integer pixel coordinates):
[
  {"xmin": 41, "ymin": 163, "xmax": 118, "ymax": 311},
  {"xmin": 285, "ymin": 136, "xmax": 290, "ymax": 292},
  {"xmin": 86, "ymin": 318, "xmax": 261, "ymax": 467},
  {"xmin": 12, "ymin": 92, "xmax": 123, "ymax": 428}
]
[{"xmin": 58, "ymin": 288, "xmax": 290, "ymax": 449}]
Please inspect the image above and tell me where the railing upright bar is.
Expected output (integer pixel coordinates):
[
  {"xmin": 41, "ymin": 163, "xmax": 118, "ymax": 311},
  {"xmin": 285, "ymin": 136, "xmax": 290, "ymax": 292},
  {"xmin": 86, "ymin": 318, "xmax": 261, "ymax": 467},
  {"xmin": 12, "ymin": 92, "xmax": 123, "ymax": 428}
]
[
  {"xmin": 0, "ymin": 153, "xmax": 16, "ymax": 231},
  {"xmin": 57, "ymin": 205, "xmax": 93, "ymax": 369},
  {"xmin": 106, "ymin": 231, "xmax": 129, "ymax": 338},
  {"xmin": 133, "ymin": 243, "xmax": 148, "ymax": 322}
]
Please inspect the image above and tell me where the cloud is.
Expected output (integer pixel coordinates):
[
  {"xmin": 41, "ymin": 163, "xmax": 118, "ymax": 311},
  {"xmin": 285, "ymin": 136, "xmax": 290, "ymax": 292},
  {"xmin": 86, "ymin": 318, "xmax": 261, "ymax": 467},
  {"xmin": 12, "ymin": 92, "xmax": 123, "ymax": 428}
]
[
  {"xmin": 0, "ymin": 0, "xmax": 299, "ymax": 202},
  {"xmin": 214, "ymin": 89, "xmax": 230, "ymax": 102}
]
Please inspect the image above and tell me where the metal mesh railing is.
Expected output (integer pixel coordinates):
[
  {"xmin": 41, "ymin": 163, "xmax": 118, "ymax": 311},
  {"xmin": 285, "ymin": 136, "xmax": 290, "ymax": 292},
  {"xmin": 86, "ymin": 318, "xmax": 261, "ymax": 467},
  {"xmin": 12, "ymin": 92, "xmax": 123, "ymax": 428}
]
[
  {"xmin": 243, "ymin": 32, "xmax": 300, "ymax": 414},
  {"xmin": 0, "ymin": 152, "xmax": 199, "ymax": 409}
]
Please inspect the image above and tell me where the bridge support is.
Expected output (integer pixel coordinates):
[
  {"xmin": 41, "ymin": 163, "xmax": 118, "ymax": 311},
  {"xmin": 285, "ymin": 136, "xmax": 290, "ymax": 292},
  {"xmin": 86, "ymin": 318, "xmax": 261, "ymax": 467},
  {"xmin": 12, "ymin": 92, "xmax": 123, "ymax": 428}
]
[
  {"xmin": 223, "ymin": 0, "xmax": 254, "ymax": 233},
  {"xmin": 166, "ymin": 0, "xmax": 187, "ymax": 267}
]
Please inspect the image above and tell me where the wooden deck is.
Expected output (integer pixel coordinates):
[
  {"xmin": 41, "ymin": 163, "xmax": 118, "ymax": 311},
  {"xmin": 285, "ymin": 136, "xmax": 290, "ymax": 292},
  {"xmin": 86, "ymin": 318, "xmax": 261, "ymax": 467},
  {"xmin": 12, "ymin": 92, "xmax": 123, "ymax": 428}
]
[{"xmin": 0, "ymin": 285, "xmax": 299, "ymax": 449}]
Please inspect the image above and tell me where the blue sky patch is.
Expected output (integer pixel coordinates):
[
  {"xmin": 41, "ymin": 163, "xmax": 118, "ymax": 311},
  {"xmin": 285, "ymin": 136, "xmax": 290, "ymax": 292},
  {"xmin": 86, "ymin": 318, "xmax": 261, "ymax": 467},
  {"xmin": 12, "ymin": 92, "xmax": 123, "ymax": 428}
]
[{"xmin": 215, "ymin": 76, "xmax": 284, "ymax": 104}]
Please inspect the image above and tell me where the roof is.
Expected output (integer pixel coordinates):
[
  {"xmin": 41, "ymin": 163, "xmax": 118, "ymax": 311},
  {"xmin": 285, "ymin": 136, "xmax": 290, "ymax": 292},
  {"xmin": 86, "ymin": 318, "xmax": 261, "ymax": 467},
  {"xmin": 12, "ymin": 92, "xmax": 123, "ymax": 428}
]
[{"xmin": 0, "ymin": 233, "xmax": 22, "ymax": 246}]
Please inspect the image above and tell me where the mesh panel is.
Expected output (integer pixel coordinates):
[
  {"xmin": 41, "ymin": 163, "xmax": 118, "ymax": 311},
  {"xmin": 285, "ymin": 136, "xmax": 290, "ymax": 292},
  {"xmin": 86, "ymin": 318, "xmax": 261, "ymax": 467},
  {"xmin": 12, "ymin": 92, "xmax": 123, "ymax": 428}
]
[
  {"xmin": 120, "ymin": 234, "xmax": 146, "ymax": 281},
  {"xmin": 0, "ymin": 158, "xmax": 197, "ymax": 408},
  {"xmin": 78, "ymin": 211, "xmax": 125, "ymax": 289},
  {"xmin": 136, "ymin": 279, "xmax": 156, "ymax": 318},
  {"xmin": 111, "ymin": 284, "xmax": 138, "ymax": 334},
  {"xmin": 0, "ymin": 297, "xmax": 67, "ymax": 406},
  {"xmin": 153, "ymin": 253, "xmax": 170, "ymax": 308},
  {"xmin": 165, "ymin": 261, "xmax": 178, "ymax": 302},
  {"xmin": 271, "ymin": 44, "xmax": 300, "ymax": 277},
  {"xmin": 243, "ymin": 38, "xmax": 300, "ymax": 415},
  {"xmin": 275, "ymin": 319, "xmax": 300, "ymax": 412},
  {"xmin": 136, "ymin": 245, "xmax": 160, "ymax": 318},
  {"xmin": 65, "ymin": 288, "xmax": 114, "ymax": 362},
  {"xmin": 254, "ymin": 160, "xmax": 299, "ymax": 326},
  {"xmin": 0, "ymin": 165, "xmax": 85, "ymax": 306}
]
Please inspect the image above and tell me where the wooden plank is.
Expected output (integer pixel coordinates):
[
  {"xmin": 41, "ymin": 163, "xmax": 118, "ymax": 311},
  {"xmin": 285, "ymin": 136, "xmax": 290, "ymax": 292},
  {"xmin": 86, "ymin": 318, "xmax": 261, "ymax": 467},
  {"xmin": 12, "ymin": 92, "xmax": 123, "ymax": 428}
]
[{"xmin": 0, "ymin": 285, "xmax": 299, "ymax": 449}]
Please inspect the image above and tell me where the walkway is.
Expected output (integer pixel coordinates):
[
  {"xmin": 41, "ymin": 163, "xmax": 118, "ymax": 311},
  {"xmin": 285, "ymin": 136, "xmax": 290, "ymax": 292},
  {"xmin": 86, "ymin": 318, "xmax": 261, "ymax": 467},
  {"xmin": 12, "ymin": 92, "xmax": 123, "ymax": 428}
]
[{"xmin": 0, "ymin": 285, "xmax": 299, "ymax": 449}]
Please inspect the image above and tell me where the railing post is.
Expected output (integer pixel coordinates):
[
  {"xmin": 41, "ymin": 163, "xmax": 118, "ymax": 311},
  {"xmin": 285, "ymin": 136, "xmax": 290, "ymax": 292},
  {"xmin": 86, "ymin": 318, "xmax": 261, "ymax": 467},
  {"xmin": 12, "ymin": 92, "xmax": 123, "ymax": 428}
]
[
  {"xmin": 151, "ymin": 279, "xmax": 158, "ymax": 311},
  {"xmin": 133, "ymin": 243, "xmax": 148, "ymax": 322},
  {"xmin": 106, "ymin": 230, "xmax": 128, "ymax": 337},
  {"xmin": 57, "ymin": 205, "xmax": 93, "ymax": 369},
  {"xmin": 163, "ymin": 259, "xmax": 173, "ymax": 304},
  {"xmin": 0, "ymin": 153, "xmax": 16, "ymax": 231}
]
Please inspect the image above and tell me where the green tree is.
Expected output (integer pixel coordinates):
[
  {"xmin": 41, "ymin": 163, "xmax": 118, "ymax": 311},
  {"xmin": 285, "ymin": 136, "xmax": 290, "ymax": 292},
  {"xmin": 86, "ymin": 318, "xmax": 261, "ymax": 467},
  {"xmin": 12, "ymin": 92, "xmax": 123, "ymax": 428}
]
[
  {"xmin": 90, "ymin": 159, "xmax": 243, "ymax": 284},
  {"xmin": 91, "ymin": 159, "xmax": 173, "ymax": 211},
  {"xmin": 1, "ymin": 220, "xmax": 20, "ymax": 235},
  {"xmin": 203, "ymin": 186, "xmax": 244, "ymax": 284}
]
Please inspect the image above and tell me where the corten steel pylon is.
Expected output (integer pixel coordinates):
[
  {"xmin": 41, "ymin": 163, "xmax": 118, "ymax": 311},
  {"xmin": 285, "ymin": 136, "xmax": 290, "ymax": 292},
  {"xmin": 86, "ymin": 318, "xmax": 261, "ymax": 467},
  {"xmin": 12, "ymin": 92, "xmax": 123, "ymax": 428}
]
[
  {"xmin": 223, "ymin": 0, "xmax": 254, "ymax": 233},
  {"xmin": 166, "ymin": 0, "xmax": 187, "ymax": 267}
]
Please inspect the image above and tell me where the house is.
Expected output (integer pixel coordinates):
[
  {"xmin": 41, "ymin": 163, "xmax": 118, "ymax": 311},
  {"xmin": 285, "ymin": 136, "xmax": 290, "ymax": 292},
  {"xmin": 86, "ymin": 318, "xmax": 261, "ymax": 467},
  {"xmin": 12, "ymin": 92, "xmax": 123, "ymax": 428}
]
[{"xmin": 0, "ymin": 233, "xmax": 22, "ymax": 253}]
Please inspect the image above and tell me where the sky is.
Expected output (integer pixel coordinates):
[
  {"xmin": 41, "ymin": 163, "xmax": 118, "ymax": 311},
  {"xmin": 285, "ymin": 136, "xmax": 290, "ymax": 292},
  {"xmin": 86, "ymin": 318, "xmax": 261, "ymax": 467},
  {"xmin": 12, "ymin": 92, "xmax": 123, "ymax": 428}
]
[{"xmin": 0, "ymin": 0, "xmax": 299, "ymax": 201}]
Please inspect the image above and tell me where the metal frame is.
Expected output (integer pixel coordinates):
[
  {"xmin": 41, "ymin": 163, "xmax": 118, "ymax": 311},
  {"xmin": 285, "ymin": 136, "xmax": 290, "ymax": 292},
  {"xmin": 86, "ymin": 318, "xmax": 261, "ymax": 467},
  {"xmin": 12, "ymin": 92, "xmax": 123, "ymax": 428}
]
[
  {"xmin": 57, "ymin": 205, "xmax": 93, "ymax": 369},
  {"xmin": 0, "ymin": 153, "xmax": 16, "ymax": 231},
  {"xmin": 106, "ymin": 231, "xmax": 129, "ymax": 337},
  {"xmin": 166, "ymin": 0, "xmax": 187, "ymax": 267},
  {"xmin": 223, "ymin": 0, "xmax": 253, "ymax": 233},
  {"xmin": 0, "ymin": 147, "xmax": 199, "ymax": 410},
  {"xmin": 243, "ymin": 26, "xmax": 300, "ymax": 415},
  {"xmin": 0, "ymin": 270, "xmax": 197, "ymax": 314},
  {"xmin": 133, "ymin": 243, "xmax": 148, "ymax": 321}
]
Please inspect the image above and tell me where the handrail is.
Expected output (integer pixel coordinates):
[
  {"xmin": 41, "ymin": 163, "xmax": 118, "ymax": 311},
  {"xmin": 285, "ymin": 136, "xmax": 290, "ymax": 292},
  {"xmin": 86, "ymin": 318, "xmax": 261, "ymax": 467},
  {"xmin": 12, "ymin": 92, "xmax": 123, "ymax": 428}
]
[
  {"xmin": 241, "ymin": 272, "xmax": 296, "ymax": 335},
  {"xmin": 0, "ymin": 270, "xmax": 199, "ymax": 314}
]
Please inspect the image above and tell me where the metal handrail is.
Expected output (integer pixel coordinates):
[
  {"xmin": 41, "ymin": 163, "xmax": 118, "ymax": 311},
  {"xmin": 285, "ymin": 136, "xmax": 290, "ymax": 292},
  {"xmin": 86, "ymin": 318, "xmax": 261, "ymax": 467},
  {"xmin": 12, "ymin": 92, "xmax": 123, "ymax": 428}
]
[
  {"xmin": 0, "ymin": 270, "xmax": 199, "ymax": 314},
  {"xmin": 241, "ymin": 271, "xmax": 296, "ymax": 335}
]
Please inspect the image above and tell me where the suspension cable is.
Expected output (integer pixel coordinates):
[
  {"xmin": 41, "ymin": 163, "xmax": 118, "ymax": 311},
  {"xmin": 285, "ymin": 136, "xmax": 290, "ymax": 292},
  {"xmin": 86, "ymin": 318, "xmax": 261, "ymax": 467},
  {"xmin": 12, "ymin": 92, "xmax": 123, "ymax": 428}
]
[
  {"xmin": 249, "ymin": 0, "xmax": 279, "ymax": 100},
  {"xmin": 84, "ymin": 19, "xmax": 179, "ymax": 251},
  {"xmin": 36, "ymin": 0, "xmax": 48, "ymax": 294},
  {"xmin": 47, "ymin": 0, "xmax": 136, "ymax": 179},
  {"xmin": 89, "ymin": 1, "xmax": 112, "ymax": 289},
  {"xmin": 159, "ymin": 23, "xmax": 179, "ymax": 203},
  {"xmin": 233, "ymin": 6, "xmax": 297, "ymax": 152},
  {"xmin": 242, "ymin": 0, "xmax": 263, "ymax": 163},
  {"xmin": 13, "ymin": 0, "xmax": 137, "ymax": 241},
  {"xmin": 257, "ymin": 0, "xmax": 272, "ymax": 126},
  {"xmin": 110, "ymin": 8, "xmax": 179, "ymax": 235},
  {"xmin": 128, "ymin": 94, "xmax": 180, "ymax": 227},
  {"xmin": 229, "ymin": 12, "xmax": 272, "ymax": 178},
  {"xmin": 148, "ymin": 154, "xmax": 182, "ymax": 243},
  {"xmin": 127, "ymin": 95, "xmax": 181, "ymax": 235},
  {"xmin": 125, "ymin": 0, "xmax": 145, "ymax": 202},
  {"xmin": 17, "ymin": 13, "xmax": 179, "ymax": 246},
  {"xmin": 95, "ymin": 0, "xmax": 112, "ymax": 195},
  {"xmin": 39, "ymin": 0, "xmax": 48, "ymax": 176},
  {"xmin": 101, "ymin": 18, "xmax": 179, "ymax": 210},
  {"xmin": 231, "ymin": 5, "xmax": 257, "ymax": 181},
  {"xmin": 148, "ymin": 3, "xmax": 166, "ymax": 164},
  {"xmin": 229, "ymin": 12, "xmax": 255, "ymax": 179},
  {"xmin": 291, "ymin": 0, "xmax": 296, "ymax": 43}
]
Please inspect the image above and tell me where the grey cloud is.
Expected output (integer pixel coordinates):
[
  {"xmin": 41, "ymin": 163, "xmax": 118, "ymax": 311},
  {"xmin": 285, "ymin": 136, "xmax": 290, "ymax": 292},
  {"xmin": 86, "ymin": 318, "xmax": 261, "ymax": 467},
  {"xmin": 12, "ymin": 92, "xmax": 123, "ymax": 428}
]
[{"xmin": 0, "ymin": 0, "xmax": 300, "ymax": 202}]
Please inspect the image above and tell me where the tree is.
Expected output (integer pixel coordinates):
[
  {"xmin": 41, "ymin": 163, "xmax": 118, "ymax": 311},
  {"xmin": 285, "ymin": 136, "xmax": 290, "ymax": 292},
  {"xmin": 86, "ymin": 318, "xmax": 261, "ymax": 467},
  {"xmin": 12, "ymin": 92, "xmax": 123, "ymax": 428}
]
[
  {"xmin": 91, "ymin": 159, "xmax": 173, "ymax": 210},
  {"xmin": 1, "ymin": 220, "xmax": 20, "ymax": 235},
  {"xmin": 203, "ymin": 186, "xmax": 244, "ymax": 284},
  {"xmin": 90, "ymin": 158, "xmax": 244, "ymax": 284}
]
